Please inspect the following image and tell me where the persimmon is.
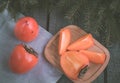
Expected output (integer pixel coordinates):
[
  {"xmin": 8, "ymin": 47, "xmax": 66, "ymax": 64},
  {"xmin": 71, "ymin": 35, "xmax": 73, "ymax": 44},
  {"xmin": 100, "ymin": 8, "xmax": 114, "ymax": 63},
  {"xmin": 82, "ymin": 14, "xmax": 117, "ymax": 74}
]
[
  {"xmin": 58, "ymin": 28, "xmax": 71, "ymax": 55},
  {"xmin": 14, "ymin": 17, "xmax": 39, "ymax": 42},
  {"xmin": 80, "ymin": 50, "xmax": 106, "ymax": 64},
  {"xmin": 60, "ymin": 51, "xmax": 89, "ymax": 80},
  {"xmin": 67, "ymin": 34, "xmax": 94, "ymax": 51},
  {"xmin": 9, "ymin": 44, "xmax": 38, "ymax": 74}
]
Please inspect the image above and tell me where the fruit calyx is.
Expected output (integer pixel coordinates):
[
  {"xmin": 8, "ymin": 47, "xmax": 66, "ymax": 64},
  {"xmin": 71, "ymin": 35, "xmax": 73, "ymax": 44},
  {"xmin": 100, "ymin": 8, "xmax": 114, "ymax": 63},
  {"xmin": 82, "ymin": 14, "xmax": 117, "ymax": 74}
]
[
  {"xmin": 25, "ymin": 20, "xmax": 29, "ymax": 25},
  {"xmin": 78, "ymin": 65, "xmax": 89, "ymax": 78},
  {"xmin": 23, "ymin": 44, "xmax": 38, "ymax": 57}
]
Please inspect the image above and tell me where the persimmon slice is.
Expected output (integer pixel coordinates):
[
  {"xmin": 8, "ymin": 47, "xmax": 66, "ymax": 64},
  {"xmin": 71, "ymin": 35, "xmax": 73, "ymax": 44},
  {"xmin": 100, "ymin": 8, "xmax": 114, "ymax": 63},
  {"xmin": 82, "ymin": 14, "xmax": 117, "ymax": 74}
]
[
  {"xmin": 58, "ymin": 28, "xmax": 71, "ymax": 55},
  {"xmin": 67, "ymin": 34, "xmax": 94, "ymax": 51},
  {"xmin": 60, "ymin": 51, "xmax": 89, "ymax": 80},
  {"xmin": 80, "ymin": 50, "xmax": 106, "ymax": 64}
]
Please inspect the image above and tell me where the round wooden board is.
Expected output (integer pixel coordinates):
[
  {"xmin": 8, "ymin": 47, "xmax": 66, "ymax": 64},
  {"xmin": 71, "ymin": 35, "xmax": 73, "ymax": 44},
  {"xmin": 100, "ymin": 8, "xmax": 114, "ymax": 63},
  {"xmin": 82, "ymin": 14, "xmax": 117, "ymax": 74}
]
[{"xmin": 44, "ymin": 25, "xmax": 110, "ymax": 83}]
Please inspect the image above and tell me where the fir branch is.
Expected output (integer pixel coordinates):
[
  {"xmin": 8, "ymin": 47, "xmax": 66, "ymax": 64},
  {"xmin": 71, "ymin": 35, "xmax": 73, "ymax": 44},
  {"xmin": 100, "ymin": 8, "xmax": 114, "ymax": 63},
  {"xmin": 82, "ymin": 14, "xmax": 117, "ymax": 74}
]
[
  {"xmin": 109, "ymin": 0, "xmax": 120, "ymax": 13},
  {"xmin": 0, "ymin": 2, "xmax": 6, "ymax": 12},
  {"xmin": 54, "ymin": 0, "xmax": 75, "ymax": 15},
  {"xmin": 65, "ymin": 4, "xmax": 80, "ymax": 22},
  {"xmin": 82, "ymin": 0, "xmax": 101, "ymax": 31},
  {"xmin": 56, "ymin": 0, "xmax": 73, "ymax": 9},
  {"xmin": 65, "ymin": 0, "xmax": 89, "ymax": 23},
  {"xmin": 0, "ymin": 0, "xmax": 119, "ymax": 43},
  {"xmin": 0, "ymin": 0, "xmax": 10, "ymax": 12}
]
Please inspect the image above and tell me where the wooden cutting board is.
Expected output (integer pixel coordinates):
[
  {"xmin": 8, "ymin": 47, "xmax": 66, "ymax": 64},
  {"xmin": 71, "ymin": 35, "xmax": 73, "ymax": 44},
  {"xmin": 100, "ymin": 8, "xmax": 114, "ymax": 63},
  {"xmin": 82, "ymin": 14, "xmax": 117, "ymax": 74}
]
[{"xmin": 44, "ymin": 25, "xmax": 110, "ymax": 83}]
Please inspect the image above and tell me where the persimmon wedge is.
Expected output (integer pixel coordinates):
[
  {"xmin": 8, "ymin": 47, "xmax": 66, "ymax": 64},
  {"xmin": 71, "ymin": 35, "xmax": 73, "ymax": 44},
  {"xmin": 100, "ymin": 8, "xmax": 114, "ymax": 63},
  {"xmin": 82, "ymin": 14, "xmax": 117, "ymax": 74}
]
[
  {"xmin": 67, "ymin": 34, "xmax": 94, "ymax": 51},
  {"xmin": 80, "ymin": 50, "xmax": 106, "ymax": 64},
  {"xmin": 58, "ymin": 28, "xmax": 71, "ymax": 55},
  {"xmin": 60, "ymin": 51, "xmax": 89, "ymax": 80}
]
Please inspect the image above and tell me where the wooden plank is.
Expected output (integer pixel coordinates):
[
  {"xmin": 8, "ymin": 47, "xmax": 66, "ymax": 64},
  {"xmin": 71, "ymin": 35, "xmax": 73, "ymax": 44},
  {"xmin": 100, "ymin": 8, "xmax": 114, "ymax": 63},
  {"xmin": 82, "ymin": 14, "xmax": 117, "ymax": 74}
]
[
  {"xmin": 48, "ymin": 11, "xmax": 70, "ymax": 35},
  {"xmin": 93, "ymin": 73, "xmax": 104, "ymax": 83},
  {"xmin": 57, "ymin": 75, "xmax": 73, "ymax": 83},
  {"xmin": 104, "ymin": 67, "xmax": 108, "ymax": 83},
  {"xmin": 48, "ymin": 11, "xmax": 105, "ymax": 83},
  {"xmin": 107, "ymin": 43, "xmax": 120, "ymax": 83}
]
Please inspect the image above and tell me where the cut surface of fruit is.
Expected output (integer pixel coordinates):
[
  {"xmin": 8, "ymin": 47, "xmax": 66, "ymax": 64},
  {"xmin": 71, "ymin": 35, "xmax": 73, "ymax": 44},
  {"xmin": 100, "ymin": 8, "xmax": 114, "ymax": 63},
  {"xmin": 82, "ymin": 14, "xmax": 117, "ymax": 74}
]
[
  {"xmin": 67, "ymin": 34, "xmax": 94, "ymax": 51},
  {"xmin": 58, "ymin": 28, "xmax": 71, "ymax": 55}
]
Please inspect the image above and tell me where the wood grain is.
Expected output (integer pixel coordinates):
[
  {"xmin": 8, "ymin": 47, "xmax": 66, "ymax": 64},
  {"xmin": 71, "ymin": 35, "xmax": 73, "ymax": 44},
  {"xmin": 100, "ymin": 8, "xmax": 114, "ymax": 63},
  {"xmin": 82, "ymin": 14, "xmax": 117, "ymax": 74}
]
[{"xmin": 44, "ymin": 25, "xmax": 110, "ymax": 83}]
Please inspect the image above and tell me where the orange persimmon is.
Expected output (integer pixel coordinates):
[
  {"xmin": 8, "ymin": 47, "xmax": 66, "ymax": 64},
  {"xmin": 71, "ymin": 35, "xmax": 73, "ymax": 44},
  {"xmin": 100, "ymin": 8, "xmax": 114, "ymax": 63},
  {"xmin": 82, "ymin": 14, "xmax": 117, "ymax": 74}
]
[
  {"xmin": 58, "ymin": 28, "xmax": 71, "ymax": 55},
  {"xmin": 80, "ymin": 50, "xmax": 106, "ymax": 64},
  {"xmin": 67, "ymin": 34, "xmax": 94, "ymax": 51},
  {"xmin": 60, "ymin": 51, "xmax": 89, "ymax": 80}
]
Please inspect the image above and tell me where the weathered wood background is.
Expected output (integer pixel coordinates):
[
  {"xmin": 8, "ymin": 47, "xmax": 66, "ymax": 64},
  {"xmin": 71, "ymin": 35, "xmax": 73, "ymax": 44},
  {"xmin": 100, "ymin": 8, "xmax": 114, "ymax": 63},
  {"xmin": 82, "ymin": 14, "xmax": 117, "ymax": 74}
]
[
  {"xmin": 23, "ymin": 7, "xmax": 120, "ymax": 83},
  {"xmin": 2, "ymin": 2, "xmax": 119, "ymax": 82}
]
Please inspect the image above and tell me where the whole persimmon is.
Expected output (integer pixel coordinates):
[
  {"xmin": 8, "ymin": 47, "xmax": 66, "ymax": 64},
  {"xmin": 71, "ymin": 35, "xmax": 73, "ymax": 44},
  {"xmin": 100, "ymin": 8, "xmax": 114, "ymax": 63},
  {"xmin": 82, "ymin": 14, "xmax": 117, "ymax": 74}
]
[
  {"xmin": 9, "ymin": 44, "xmax": 38, "ymax": 74},
  {"xmin": 14, "ymin": 17, "xmax": 39, "ymax": 42}
]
